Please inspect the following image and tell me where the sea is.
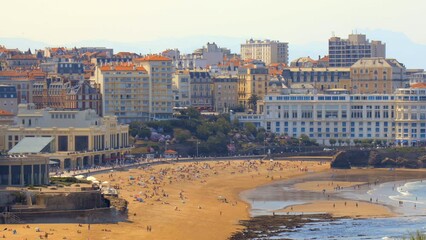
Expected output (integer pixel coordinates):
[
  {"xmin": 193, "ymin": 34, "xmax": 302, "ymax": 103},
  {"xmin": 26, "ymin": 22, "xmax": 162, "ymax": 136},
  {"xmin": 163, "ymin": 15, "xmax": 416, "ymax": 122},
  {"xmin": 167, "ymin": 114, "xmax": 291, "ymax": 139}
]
[{"xmin": 242, "ymin": 179, "xmax": 426, "ymax": 240}]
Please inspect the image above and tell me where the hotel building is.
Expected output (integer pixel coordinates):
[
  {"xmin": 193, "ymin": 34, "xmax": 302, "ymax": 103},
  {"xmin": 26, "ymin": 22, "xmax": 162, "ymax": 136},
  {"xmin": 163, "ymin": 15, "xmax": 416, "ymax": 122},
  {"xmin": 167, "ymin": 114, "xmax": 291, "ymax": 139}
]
[{"xmin": 233, "ymin": 87, "xmax": 426, "ymax": 146}]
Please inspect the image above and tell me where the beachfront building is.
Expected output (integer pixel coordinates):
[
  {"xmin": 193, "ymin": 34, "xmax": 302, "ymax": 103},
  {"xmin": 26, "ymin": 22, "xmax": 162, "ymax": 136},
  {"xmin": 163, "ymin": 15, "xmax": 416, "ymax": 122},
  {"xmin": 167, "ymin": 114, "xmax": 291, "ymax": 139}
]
[
  {"xmin": 0, "ymin": 154, "xmax": 49, "ymax": 186},
  {"xmin": 241, "ymin": 39, "xmax": 289, "ymax": 65},
  {"xmin": 329, "ymin": 33, "xmax": 386, "ymax": 67},
  {"xmin": 233, "ymin": 87, "xmax": 426, "ymax": 146},
  {"xmin": 0, "ymin": 104, "xmax": 131, "ymax": 170}
]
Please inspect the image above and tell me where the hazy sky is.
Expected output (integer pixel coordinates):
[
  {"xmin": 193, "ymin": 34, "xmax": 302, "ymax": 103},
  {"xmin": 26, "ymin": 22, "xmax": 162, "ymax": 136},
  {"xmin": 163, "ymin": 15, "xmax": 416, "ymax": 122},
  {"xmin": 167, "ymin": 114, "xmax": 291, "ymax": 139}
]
[{"xmin": 2, "ymin": 0, "xmax": 425, "ymax": 45}]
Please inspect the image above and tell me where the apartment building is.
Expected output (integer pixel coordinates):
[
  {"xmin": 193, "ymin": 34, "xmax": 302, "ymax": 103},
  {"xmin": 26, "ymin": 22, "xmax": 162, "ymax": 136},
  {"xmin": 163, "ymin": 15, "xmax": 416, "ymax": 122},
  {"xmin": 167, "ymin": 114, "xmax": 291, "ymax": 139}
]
[
  {"xmin": 189, "ymin": 70, "xmax": 213, "ymax": 110},
  {"xmin": 409, "ymin": 72, "xmax": 426, "ymax": 85},
  {"xmin": 94, "ymin": 63, "xmax": 150, "ymax": 123},
  {"xmin": 134, "ymin": 55, "xmax": 174, "ymax": 120},
  {"xmin": 212, "ymin": 76, "xmax": 238, "ymax": 112},
  {"xmin": 350, "ymin": 58, "xmax": 407, "ymax": 94},
  {"xmin": 237, "ymin": 66, "xmax": 270, "ymax": 109},
  {"xmin": 0, "ymin": 85, "xmax": 18, "ymax": 114},
  {"xmin": 32, "ymin": 77, "xmax": 102, "ymax": 115},
  {"xmin": 0, "ymin": 70, "xmax": 45, "ymax": 103},
  {"xmin": 241, "ymin": 39, "xmax": 289, "ymax": 65},
  {"xmin": 40, "ymin": 62, "xmax": 85, "ymax": 81},
  {"xmin": 329, "ymin": 34, "xmax": 386, "ymax": 67},
  {"xmin": 282, "ymin": 67, "xmax": 351, "ymax": 91},
  {"xmin": 172, "ymin": 70, "xmax": 191, "ymax": 108}
]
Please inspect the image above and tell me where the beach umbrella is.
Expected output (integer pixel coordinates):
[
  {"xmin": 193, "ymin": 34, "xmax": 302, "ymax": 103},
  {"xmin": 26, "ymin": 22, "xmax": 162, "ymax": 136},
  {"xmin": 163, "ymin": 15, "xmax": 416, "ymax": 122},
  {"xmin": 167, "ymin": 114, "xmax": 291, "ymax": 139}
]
[{"xmin": 75, "ymin": 175, "xmax": 84, "ymax": 179}]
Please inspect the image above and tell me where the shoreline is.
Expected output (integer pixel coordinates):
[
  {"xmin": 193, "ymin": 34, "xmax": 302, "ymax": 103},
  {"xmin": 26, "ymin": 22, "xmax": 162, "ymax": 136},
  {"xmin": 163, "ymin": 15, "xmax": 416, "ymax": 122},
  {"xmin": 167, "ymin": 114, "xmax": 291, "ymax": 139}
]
[
  {"xmin": 241, "ymin": 168, "xmax": 426, "ymax": 219},
  {"xmin": 0, "ymin": 159, "xmax": 329, "ymax": 240}
]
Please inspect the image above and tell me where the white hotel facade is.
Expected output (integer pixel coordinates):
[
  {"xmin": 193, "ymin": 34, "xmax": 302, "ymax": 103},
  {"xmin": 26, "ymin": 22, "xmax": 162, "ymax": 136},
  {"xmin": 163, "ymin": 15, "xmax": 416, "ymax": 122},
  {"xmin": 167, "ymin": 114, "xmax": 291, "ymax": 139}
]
[{"xmin": 233, "ymin": 88, "xmax": 426, "ymax": 146}]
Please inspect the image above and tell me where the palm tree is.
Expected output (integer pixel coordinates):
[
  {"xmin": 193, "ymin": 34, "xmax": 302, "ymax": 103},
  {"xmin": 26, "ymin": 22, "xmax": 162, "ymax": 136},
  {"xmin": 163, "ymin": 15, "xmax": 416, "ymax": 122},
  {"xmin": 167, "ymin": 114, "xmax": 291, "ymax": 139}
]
[{"xmin": 248, "ymin": 94, "xmax": 260, "ymax": 111}]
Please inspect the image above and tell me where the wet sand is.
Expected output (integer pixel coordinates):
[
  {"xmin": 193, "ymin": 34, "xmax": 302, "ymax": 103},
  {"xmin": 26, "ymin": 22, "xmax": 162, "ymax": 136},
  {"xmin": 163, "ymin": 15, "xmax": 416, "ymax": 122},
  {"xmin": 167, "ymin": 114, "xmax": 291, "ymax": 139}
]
[
  {"xmin": 1, "ymin": 160, "xmax": 328, "ymax": 240},
  {"xmin": 294, "ymin": 180, "xmax": 366, "ymax": 192},
  {"xmin": 280, "ymin": 200, "xmax": 395, "ymax": 218},
  {"xmin": 243, "ymin": 168, "xmax": 426, "ymax": 220}
]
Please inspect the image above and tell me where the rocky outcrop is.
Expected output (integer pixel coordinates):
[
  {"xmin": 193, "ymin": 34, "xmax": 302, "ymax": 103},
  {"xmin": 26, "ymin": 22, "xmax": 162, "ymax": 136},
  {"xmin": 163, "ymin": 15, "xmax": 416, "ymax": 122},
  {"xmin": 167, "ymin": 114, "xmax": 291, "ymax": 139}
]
[
  {"xmin": 332, "ymin": 149, "xmax": 426, "ymax": 169},
  {"xmin": 331, "ymin": 150, "xmax": 370, "ymax": 169}
]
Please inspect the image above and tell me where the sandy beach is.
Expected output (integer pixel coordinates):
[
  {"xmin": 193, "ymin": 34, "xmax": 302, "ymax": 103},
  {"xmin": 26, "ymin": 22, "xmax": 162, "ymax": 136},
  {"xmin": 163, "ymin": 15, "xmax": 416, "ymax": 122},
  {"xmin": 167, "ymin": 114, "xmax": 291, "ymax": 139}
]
[{"xmin": 0, "ymin": 159, "xmax": 329, "ymax": 240}]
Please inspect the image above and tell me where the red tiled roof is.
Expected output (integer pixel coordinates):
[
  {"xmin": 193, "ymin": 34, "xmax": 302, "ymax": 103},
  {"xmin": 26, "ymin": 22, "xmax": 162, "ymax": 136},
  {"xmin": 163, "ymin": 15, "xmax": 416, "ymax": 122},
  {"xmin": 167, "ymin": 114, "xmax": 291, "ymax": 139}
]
[
  {"xmin": 411, "ymin": 83, "xmax": 426, "ymax": 88},
  {"xmin": 319, "ymin": 55, "xmax": 329, "ymax": 62},
  {"xmin": 99, "ymin": 64, "xmax": 147, "ymax": 72},
  {"xmin": 134, "ymin": 55, "xmax": 171, "ymax": 62},
  {"xmin": 9, "ymin": 54, "xmax": 37, "ymax": 60},
  {"xmin": 0, "ymin": 109, "xmax": 14, "ymax": 116}
]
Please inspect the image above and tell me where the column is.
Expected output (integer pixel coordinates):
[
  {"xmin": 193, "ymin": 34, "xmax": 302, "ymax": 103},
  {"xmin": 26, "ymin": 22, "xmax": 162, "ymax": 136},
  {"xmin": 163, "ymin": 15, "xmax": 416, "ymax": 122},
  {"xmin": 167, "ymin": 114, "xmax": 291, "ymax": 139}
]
[
  {"xmin": 60, "ymin": 159, "xmax": 65, "ymax": 170},
  {"xmin": 8, "ymin": 165, "xmax": 11, "ymax": 186},
  {"xmin": 20, "ymin": 164, "xmax": 24, "ymax": 186}
]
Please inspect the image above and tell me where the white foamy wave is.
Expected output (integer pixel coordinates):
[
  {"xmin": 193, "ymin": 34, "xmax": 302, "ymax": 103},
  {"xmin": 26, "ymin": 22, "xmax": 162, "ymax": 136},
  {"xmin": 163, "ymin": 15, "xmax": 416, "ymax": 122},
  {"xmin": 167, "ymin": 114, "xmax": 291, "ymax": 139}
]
[{"xmin": 397, "ymin": 186, "xmax": 411, "ymax": 196}]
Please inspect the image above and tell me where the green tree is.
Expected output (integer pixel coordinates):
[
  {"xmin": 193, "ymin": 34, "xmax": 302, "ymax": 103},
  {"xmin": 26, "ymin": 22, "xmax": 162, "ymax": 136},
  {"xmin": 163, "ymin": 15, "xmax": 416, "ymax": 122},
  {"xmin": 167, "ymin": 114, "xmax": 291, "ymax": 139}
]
[
  {"xmin": 329, "ymin": 138, "xmax": 337, "ymax": 146},
  {"xmin": 196, "ymin": 122, "xmax": 214, "ymax": 141},
  {"xmin": 338, "ymin": 139, "xmax": 344, "ymax": 147},
  {"xmin": 214, "ymin": 117, "xmax": 231, "ymax": 134},
  {"xmin": 186, "ymin": 107, "xmax": 201, "ymax": 120},
  {"xmin": 345, "ymin": 139, "xmax": 351, "ymax": 146},
  {"xmin": 173, "ymin": 128, "xmax": 192, "ymax": 143},
  {"xmin": 244, "ymin": 122, "xmax": 257, "ymax": 136}
]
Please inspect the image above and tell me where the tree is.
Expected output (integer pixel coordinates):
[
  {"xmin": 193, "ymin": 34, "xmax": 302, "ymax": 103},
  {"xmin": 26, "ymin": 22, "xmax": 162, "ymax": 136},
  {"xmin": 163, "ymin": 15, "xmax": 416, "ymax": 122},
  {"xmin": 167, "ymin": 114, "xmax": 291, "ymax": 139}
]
[
  {"xmin": 173, "ymin": 128, "xmax": 192, "ymax": 143},
  {"xmin": 248, "ymin": 94, "xmax": 260, "ymax": 111},
  {"xmin": 244, "ymin": 123, "xmax": 257, "ymax": 136},
  {"xmin": 196, "ymin": 122, "xmax": 214, "ymax": 141},
  {"xmin": 186, "ymin": 107, "xmax": 201, "ymax": 120},
  {"xmin": 345, "ymin": 139, "xmax": 351, "ymax": 146},
  {"xmin": 129, "ymin": 121, "xmax": 151, "ymax": 139},
  {"xmin": 329, "ymin": 138, "xmax": 337, "ymax": 146},
  {"xmin": 338, "ymin": 139, "xmax": 344, "ymax": 147}
]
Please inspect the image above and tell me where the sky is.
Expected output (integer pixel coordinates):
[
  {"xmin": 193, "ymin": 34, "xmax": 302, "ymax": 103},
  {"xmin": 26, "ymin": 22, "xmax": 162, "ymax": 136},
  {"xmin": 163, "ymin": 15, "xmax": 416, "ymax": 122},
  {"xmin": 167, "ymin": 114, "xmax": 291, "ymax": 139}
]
[{"xmin": 1, "ymin": 0, "xmax": 426, "ymax": 68}]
